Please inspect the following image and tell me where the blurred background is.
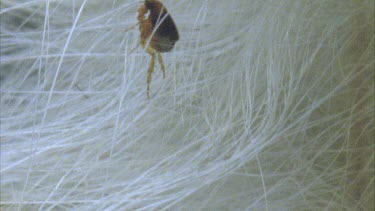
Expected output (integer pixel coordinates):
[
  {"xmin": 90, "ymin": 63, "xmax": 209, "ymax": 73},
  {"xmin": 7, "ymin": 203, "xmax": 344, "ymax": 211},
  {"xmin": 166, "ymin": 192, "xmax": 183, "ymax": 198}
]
[{"xmin": 1, "ymin": 0, "xmax": 374, "ymax": 210}]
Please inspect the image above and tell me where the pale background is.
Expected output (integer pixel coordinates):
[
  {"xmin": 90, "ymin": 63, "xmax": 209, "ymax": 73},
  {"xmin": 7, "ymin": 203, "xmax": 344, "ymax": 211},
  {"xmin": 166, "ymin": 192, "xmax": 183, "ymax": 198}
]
[{"xmin": 1, "ymin": 0, "xmax": 374, "ymax": 210}]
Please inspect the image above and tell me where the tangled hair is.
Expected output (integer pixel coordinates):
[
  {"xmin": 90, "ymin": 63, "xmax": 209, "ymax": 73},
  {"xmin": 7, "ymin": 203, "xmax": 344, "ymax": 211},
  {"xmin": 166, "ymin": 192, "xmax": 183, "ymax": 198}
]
[{"xmin": 1, "ymin": 0, "xmax": 374, "ymax": 210}]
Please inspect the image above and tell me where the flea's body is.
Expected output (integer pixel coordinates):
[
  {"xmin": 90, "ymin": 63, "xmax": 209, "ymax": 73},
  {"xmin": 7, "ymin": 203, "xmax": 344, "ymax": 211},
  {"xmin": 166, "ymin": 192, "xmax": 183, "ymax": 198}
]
[{"xmin": 137, "ymin": 0, "xmax": 179, "ymax": 98}]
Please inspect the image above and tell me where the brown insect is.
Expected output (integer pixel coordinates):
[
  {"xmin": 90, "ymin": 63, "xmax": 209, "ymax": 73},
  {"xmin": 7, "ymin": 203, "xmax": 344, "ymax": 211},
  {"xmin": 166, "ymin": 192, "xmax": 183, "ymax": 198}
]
[{"xmin": 137, "ymin": 0, "xmax": 179, "ymax": 98}]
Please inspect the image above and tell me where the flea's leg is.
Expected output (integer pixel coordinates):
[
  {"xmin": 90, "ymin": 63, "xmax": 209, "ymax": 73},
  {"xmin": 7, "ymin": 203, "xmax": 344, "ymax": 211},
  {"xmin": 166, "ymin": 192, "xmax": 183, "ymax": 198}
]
[
  {"xmin": 157, "ymin": 52, "xmax": 166, "ymax": 78},
  {"xmin": 128, "ymin": 43, "xmax": 140, "ymax": 55},
  {"xmin": 124, "ymin": 22, "xmax": 139, "ymax": 33},
  {"xmin": 147, "ymin": 53, "xmax": 155, "ymax": 99}
]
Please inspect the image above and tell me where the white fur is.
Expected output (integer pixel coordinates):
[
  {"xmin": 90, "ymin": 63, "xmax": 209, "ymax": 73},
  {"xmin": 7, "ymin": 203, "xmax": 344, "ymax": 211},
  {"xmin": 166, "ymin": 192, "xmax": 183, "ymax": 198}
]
[{"xmin": 1, "ymin": 0, "xmax": 374, "ymax": 210}]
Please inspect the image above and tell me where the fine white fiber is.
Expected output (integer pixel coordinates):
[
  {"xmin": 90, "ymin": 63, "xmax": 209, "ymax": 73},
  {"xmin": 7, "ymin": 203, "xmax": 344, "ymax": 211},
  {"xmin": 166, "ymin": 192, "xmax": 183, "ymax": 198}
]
[{"xmin": 1, "ymin": 0, "xmax": 374, "ymax": 210}]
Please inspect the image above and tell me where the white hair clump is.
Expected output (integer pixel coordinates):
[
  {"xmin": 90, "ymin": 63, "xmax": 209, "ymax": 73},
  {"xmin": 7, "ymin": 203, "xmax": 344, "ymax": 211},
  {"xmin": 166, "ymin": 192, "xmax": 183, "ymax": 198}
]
[{"xmin": 1, "ymin": 0, "xmax": 374, "ymax": 210}]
